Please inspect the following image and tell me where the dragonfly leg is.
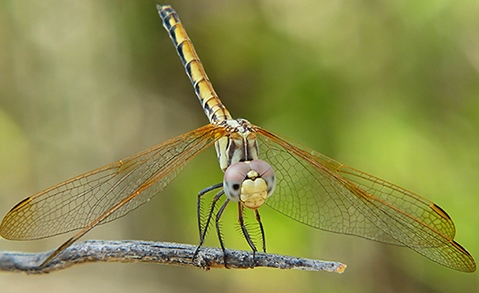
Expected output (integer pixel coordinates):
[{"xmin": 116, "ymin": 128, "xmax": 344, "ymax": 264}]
[
  {"xmin": 254, "ymin": 209, "xmax": 266, "ymax": 253},
  {"xmin": 215, "ymin": 198, "xmax": 230, "ymax": 267},
  {"xmin": 197, "ymin": 182, "xmax": 224, "ymax": 196},
  {"xmin": 196, "ymin": 183, "xmax": 223, "ymax": 242},
  {"xmin": 194, "ymin": 184, "xmax": 224, "ymax": 260},
  {"xmin": 238, "ymin": 203, "xmax": 258, "ymax": 268}
]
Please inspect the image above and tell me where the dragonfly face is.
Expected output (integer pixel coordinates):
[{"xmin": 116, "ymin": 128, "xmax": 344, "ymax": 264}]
[{"xmin": 223, "ymin": 160, "xmax": 276, "ymax": 209}]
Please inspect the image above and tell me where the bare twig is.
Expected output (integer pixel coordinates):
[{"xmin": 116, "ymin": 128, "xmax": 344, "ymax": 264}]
[{"xmin": 0, "ymin": 240, "xmax": 346, "ymax": 274}]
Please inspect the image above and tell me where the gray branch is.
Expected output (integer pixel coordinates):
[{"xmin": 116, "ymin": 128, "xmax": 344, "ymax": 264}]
[{"xmin": 0, "ymin": 240, "xmax": 346, "ymax": 274}]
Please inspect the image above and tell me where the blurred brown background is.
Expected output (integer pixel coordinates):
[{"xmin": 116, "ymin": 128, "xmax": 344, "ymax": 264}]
[{"xmin": 1, "ymin": 0, "xmax": 478, "ymax": 292}]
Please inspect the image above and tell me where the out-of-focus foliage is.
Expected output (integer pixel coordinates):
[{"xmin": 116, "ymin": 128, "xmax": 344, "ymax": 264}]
[{"xmin": 0, "ymin": 0, "xmax": 478, "ymax": 292}]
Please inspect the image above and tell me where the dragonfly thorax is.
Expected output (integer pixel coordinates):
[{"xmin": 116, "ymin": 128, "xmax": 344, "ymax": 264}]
[
  {"xmin": 215, "ymin": 119, "xmax": 259, "ymax": 171},
  {"xmin": 223, "ymin": 160, "xmax": 276, "ymax": 209}
]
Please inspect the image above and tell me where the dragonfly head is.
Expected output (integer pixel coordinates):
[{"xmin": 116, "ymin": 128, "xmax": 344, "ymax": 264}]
[{"xmin": 223, "ymin": 160, "xmax": 276, "ymax": 209}]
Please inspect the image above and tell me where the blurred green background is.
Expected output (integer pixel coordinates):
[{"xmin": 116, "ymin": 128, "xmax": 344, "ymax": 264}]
[{"xmin": 1, "ymin": 0, "xmax": 478, "ymax": 292}]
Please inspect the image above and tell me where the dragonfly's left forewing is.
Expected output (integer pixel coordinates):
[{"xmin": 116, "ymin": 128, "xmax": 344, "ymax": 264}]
[{"xmin": 255, "ymin": 127, "xmax": 475, "ymax": 272}]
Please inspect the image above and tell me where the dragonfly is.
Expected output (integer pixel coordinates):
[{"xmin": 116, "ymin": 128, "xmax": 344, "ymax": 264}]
[{"xmin": 0, "ymin": 5, "xmax": 475, "ymax": 272}]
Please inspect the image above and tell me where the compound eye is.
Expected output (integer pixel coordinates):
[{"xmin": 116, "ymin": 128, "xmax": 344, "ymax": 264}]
[
  {"xmin": 223, "ymin": 162, "xmax": 250, "ymax": 201},
  {"xmin": 249, "ymin": 159, "xmax": 276, "ymax": 197}
]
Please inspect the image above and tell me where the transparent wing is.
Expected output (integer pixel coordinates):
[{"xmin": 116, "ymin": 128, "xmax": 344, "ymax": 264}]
[
  {"xmin": 0, "ymin": 124, "xmax": 223, "ymax": 240},
  {"xmin": 256, "ymin": 127, "xmax": 475, "ymax": 272}
]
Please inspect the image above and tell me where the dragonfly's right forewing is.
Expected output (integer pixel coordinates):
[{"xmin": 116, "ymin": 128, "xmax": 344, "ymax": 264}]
[{"xmin": 0, "ymin": 124, "xmax": 224, "ymax": 240}]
